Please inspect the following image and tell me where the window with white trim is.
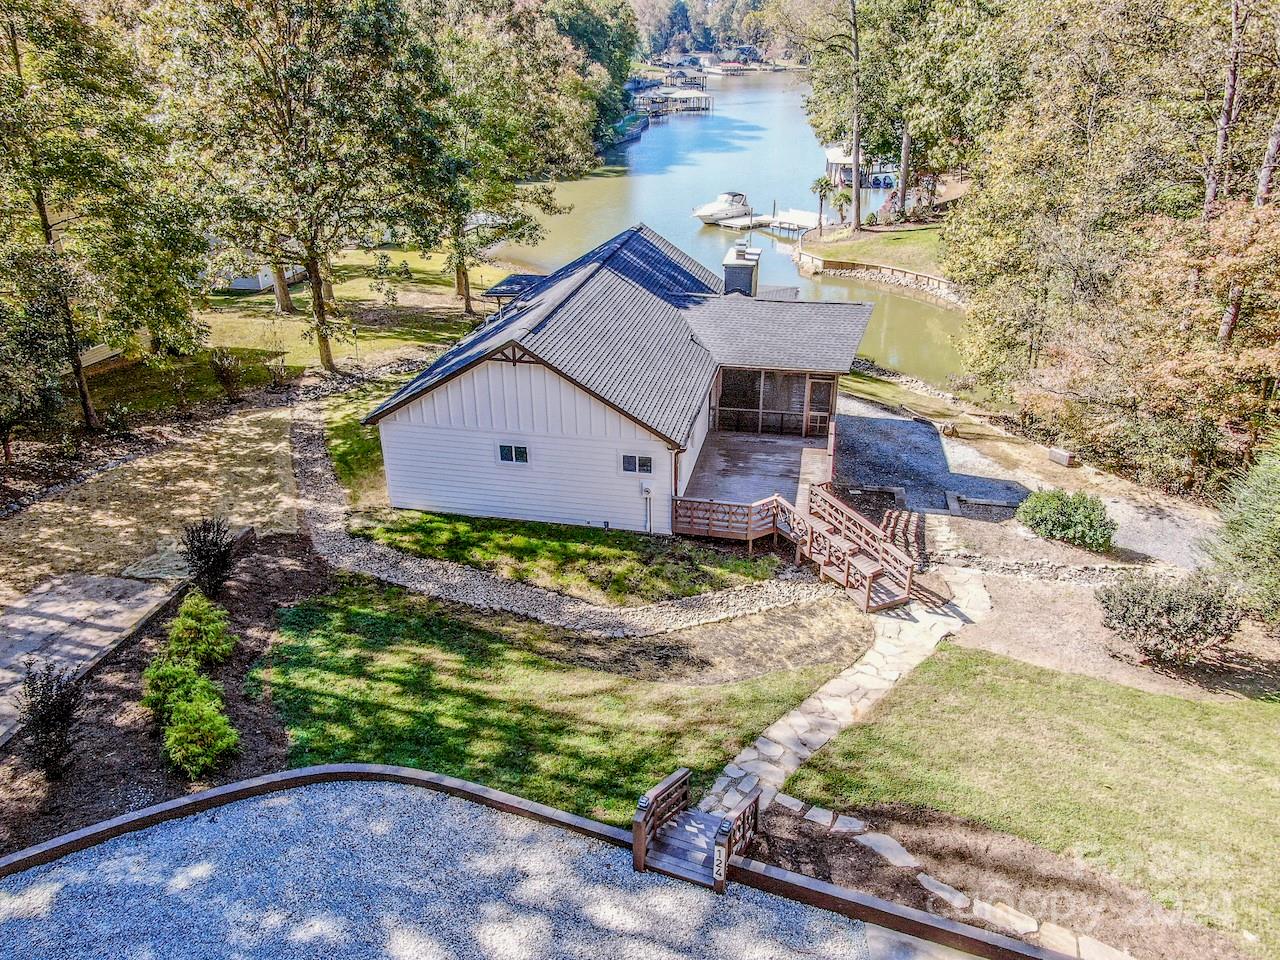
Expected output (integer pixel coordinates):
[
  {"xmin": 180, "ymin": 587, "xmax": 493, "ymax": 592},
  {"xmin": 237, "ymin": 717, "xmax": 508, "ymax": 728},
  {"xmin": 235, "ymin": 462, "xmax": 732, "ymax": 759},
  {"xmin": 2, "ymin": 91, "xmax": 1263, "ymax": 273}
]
[
  {"xmin": 621, "ymin": 453, "xmax": 653, "ymax": 474},
  {"xmin": 499, "ymin": 444, "xmax": 529, "ymax": 464}
]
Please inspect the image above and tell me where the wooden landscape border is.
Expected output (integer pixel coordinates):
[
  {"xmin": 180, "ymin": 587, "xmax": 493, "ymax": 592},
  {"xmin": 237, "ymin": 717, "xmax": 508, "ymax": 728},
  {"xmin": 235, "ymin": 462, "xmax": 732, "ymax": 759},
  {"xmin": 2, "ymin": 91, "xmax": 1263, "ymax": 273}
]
[{"xmin": 0, "ymin": 763, "xmax": 1072, "ymax": 960}]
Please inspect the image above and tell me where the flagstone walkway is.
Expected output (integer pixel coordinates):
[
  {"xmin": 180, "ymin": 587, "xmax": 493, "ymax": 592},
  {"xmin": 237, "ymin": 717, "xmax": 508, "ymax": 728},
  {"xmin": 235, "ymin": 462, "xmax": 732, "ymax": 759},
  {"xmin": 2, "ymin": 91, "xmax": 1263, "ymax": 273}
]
[{"xmin": 700, "ymin": 568, "xmax": 991, "ymax": 813}]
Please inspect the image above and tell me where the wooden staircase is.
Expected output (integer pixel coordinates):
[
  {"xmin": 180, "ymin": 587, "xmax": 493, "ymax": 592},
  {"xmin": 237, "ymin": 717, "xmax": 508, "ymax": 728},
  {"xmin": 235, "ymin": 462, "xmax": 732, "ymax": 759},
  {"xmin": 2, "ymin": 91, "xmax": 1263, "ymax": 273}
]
[
  {"xmin": 633, "ymin": 768, "xmax": 761, "ymax": 893},
  {"xmin": 778, "ymin": 484, "xmax": 914, "ymax": 612}
]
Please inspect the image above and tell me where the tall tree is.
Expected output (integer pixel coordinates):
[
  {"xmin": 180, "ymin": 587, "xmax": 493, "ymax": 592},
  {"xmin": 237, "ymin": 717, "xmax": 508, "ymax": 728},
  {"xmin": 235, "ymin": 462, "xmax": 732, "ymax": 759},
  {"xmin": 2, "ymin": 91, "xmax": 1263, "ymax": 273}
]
[
  {"xmin": 0, "ymin": 0, "xmax": 205, "ymax": 430},
  {"xmin": 395, "ymin": 0, "xmax": 597, "ymax": 315},
  {"xmin": 157, "ymin": 0, "xmax": 444, "ymax": 371},
  {"xmin": 549, "ymin": 0, "xmax": 638, "ymax": 142},
  {"xmin": 0, "ymin": 266, "xmax": 65, "ymax": 462}
]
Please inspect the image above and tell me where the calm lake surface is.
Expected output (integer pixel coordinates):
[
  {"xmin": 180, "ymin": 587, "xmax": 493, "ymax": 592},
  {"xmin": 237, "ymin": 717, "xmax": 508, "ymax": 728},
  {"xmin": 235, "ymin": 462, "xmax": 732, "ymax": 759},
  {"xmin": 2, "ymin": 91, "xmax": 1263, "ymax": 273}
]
[{"xmin": 496, "ymin": 72, "xmax": 965, "ymax": 387}]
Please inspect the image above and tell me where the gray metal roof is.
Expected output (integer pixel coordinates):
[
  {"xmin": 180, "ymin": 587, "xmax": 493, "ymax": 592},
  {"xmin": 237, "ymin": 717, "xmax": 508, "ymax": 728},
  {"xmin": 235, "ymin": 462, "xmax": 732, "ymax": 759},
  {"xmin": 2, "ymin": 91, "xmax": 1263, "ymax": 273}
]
[{"xmin": 365, "ymin": 225, "xmax": 871, "ymax": 446}]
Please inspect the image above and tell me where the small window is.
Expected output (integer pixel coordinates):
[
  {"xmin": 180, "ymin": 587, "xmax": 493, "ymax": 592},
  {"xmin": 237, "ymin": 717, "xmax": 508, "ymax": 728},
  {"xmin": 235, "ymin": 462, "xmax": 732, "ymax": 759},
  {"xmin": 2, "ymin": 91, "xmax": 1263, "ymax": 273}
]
[
  {"xmin": 499, "ymin": 444, "xmax": 529, "ymax": 464},
  {"xmin": 622, "ymin": 453, "xmax": 654, "ymax": 474}
]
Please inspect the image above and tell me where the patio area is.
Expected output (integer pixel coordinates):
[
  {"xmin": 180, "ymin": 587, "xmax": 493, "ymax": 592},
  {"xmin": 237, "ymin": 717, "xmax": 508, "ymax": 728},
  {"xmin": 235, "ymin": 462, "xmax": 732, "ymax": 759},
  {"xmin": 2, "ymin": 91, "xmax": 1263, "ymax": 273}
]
[{"xmin": 682, "ymin": 432, "xmax": 832, "ymax": 506}]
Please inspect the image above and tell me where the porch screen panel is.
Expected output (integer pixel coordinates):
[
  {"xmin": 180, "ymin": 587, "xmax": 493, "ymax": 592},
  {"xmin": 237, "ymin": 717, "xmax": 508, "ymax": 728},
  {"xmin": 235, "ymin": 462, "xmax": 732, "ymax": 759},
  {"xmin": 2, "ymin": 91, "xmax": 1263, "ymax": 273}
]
[
  {"xmin": 718, "ymin": 368, "xmax": 761, "ymax": 432},
  {"xmin": 761, "ymin": 372, "xmax": 807, "ymax": 435}
]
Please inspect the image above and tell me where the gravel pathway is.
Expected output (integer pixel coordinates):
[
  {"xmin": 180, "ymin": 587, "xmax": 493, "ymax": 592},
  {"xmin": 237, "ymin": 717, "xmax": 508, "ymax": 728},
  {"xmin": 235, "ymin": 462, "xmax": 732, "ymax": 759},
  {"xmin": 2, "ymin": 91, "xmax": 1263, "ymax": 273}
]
[
  {"xmin": 293, "ymin": 409, "xmax": 839, "ymax": 638},
  {"xmin": 0, "ymin": 782, "xmax": 871, "ymax": 960}
]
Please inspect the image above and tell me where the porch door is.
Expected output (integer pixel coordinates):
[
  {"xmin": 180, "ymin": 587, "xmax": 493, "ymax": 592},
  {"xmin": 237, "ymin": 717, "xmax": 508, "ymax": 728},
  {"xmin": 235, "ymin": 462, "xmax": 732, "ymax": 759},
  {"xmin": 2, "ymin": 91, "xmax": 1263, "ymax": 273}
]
[{"xmin": 805, "ymin": 376, "xmax": 834, "ymax": 436}]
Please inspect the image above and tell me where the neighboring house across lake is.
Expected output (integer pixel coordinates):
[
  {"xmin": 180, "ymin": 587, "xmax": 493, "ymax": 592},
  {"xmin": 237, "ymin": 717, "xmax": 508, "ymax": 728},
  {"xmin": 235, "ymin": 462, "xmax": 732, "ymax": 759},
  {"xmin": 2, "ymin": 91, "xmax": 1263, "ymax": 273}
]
[{"xmin": 364, "ymin": 225, "xmax": 871, "ymax": 536}]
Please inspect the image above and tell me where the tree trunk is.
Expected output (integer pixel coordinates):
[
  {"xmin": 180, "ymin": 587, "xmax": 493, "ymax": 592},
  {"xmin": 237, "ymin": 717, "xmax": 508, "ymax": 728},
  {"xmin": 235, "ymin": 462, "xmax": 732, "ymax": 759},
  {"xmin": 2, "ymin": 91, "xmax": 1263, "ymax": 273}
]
[
  {"xmin": 1256, "ymin": 107, "xmax": 1280, "ymax": 206},
  {"xmin": 897, "ymin": 124, "xmax": 911, "ymax": 217},
  {"xmin": 1203, "ymin": 0, "xmax": 1243, "ymax": 219},
  {"xmin": 270, "ymin": 263, "xmax": 298, "ymax": 314},
  {"xmin": 455, "ymin": 263, "xmax": 475, "ymax": 315},
  {"xmin": 847, "ymin": 0, "xmax": 862, "ymax": 231},
  {"xmin": 14, "ymin": 27, "xmax": 99, "ymax": 430},
  {"xmin": 2, "ymin": 427, "xmax": 12, "ymax": 465},
  {"xmin": 304, "ymin": 254, "xmax": 337, "ymax": 372},
  {"xmin": 1216, "ymin": 100, "xmax": 1280, "ymax": 347},
  {"xmin": 817, "ymin": 196, "xmax": 824, "ymax": 237},
  {"xmin": 320, "ymin": 255, "xmax": 336, "ymax": 308}
]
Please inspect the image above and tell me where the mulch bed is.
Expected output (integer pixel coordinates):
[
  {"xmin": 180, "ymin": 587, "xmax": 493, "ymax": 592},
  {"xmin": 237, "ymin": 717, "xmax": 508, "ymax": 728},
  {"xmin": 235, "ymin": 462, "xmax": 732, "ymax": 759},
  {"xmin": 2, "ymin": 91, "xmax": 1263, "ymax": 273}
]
[
  {"xmin": 750, "ymin": 805, "xmax": 1248, "ymax": 960},
  {"xmin": 0, "ymin": 534, "xmax": 327, "ymax": 856}
]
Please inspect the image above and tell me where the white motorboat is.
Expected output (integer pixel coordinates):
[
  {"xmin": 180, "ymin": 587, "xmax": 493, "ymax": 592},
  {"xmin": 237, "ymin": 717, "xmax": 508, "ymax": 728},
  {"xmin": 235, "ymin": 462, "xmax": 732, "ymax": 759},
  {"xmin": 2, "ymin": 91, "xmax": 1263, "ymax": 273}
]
[{"xmin": 693, "ymin": 191, "xmax": 751, "ymax": 224}]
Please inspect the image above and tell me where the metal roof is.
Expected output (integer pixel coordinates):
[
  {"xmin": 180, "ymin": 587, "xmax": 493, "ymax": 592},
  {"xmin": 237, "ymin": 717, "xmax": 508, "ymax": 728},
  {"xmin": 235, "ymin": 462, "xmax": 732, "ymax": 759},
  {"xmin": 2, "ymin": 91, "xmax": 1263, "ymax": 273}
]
[
  {"xmin": 364, "ymin": 225, "xmax": 871, "ymax": 446},
  {"xmin": 483, "ymin": 273, "xmax": 545, "ymax": 299}
]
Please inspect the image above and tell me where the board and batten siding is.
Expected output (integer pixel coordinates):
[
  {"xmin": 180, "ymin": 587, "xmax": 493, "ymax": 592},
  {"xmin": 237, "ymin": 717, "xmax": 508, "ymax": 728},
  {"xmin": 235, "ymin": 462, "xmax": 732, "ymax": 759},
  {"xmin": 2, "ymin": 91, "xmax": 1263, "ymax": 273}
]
[{"xmin": 379, "ymin": 359, "xmax": 677, "ymax": 534}]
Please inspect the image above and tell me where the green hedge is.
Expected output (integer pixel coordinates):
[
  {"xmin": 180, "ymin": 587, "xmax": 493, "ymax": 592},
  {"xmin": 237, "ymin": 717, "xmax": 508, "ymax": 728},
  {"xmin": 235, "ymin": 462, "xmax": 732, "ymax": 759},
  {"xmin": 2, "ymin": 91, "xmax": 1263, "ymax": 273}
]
[{"xmin": 141, "ymin": 591, "xmax": 240, "ymax": 779}]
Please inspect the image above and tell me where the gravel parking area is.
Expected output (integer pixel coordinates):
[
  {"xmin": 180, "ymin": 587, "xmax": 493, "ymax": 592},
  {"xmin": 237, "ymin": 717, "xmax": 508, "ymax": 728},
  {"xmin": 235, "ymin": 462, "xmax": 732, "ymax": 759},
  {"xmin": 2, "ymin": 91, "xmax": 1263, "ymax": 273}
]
[
  {"xmin": 835, "ymin": 397, "xmax": 1027, "ymax": 512},
  {"xmin": 0, "ymin": 782, "xmax": 871, "ymax": 960}
]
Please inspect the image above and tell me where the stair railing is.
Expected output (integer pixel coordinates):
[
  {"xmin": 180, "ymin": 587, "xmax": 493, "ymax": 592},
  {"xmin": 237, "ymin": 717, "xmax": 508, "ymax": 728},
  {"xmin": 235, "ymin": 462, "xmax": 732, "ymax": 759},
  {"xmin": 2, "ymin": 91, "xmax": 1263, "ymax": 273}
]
[
  {"xmin": 633, "ymin": 767, "xmax": 691, "ymax": 872},
  {"xmin": 712, "ymin": 786, "xmax": 762, "ymax": 893}
]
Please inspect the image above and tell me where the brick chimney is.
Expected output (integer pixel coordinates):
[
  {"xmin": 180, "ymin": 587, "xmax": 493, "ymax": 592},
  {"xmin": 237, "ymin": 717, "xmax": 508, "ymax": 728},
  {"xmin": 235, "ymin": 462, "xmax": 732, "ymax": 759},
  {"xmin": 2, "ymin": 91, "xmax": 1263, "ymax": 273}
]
[{"xmin": 722, "ymin": 239, "xmax": 761, "ymax": 297}]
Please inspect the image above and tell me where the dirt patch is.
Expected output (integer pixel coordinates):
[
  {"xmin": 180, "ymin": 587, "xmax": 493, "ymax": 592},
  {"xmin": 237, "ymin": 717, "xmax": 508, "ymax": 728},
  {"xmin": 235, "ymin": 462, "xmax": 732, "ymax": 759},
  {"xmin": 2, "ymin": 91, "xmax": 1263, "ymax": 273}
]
[
  {"xmin": 934, "ymin": 514, "xmax": 1152, "ymax": 568},
  {"xmin": 0, "ymin": 408, "xmax": 298, "ymax": 609},
  {"xmin": 750, "ymin": 804, "xmax": 1248, "ymax": 960},
  {"xmin": 0, "ymin": 534, "xmax": 327, "ymax": 857},
  {"xmin": 956, "ymin": 573, "xmax": 1280, "ymax": 701}
]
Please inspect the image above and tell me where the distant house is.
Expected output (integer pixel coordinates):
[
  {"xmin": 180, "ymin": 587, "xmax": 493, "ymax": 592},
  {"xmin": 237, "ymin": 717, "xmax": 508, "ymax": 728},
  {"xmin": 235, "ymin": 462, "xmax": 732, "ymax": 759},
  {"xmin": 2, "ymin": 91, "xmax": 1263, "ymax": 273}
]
[{"xmin": 364, "ymin": 225, "xmax": 871, "ymax": 536}]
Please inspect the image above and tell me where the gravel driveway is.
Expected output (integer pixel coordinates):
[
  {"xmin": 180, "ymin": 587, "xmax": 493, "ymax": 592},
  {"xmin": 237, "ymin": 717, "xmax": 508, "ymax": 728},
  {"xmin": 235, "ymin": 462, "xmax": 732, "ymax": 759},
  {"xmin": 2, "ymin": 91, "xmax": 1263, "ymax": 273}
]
[{"xmin": 0, "ymin": 782, "xmax": 871, "ymax": 960}]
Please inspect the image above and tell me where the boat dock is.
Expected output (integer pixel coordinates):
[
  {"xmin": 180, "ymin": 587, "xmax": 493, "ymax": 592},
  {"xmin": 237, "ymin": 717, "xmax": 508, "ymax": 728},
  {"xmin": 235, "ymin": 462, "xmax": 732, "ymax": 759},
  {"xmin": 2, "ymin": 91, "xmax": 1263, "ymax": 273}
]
[{"xmin": 715, "ymin": 207, "xmax": 822, "ymax": 236}]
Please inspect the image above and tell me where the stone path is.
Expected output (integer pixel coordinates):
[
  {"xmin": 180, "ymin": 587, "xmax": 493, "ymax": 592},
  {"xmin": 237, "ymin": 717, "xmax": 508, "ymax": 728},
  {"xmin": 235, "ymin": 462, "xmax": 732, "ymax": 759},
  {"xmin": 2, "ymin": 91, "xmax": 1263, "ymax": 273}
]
[
  {"xmin": 699, "ymin": 568, "xmax": 991, "ymax": 813},
  {"xmin": 293, "ymin": 411, "xmax": 842, "ymax": 639},
  {"xmin": 0, "ymin": 575, "xmax": 174, "ymax": 745}
]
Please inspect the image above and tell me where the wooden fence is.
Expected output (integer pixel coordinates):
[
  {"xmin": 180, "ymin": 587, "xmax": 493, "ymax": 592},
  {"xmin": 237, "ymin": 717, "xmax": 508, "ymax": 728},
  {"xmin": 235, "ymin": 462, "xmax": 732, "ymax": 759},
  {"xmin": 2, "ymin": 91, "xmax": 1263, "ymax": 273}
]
[{"xmin": 670, "ymin": 496, "xmax": 779, "ymax": 547}]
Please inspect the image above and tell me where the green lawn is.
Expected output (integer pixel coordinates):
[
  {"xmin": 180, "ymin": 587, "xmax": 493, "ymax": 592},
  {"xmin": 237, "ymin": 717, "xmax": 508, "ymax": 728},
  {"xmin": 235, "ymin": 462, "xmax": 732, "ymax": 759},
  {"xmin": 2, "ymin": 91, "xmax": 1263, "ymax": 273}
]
[
  {"xmin": 266, "ymin": 581, "xmax": 836, "ymax": 824},
  {"xmin": 323, "ymin": 379, "xmax": 781, "ymax": 604},
  {"xmin": 806, "ymin": 226, "xmax": 943, "ymax": 276},
  {"xmin": 79, "ymin": 347, "xmax": 297, "ymax": 424},
  {"xmin": 358, "ymin": 511, "xmax": 781, "ymax": 606},
  {"xmin": 203, "ymin": 247, "xmax": 501, "ymax": 367},
  {"xmin": 786, "ymin": 644, "xmax": 1280, "ymax": 955},
  {"xmin": 322, "ymin": 377, "xmax": 410, "ymax": 509}
]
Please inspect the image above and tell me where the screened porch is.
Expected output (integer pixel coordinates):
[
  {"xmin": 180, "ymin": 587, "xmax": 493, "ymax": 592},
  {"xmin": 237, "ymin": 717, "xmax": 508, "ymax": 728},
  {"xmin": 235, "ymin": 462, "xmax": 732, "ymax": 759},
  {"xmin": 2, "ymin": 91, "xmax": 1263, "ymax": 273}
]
[{"xmin": 710, "ymin": 368, "xmax": 836, "ymax": 437}]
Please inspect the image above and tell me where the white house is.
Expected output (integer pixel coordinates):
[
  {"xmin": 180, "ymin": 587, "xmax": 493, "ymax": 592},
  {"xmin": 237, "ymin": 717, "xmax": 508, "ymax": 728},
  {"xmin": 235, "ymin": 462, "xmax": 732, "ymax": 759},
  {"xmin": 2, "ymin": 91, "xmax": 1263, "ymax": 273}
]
[{"xmin": 364, "ymin": 225, "xmax": 872, "ymax": 536}]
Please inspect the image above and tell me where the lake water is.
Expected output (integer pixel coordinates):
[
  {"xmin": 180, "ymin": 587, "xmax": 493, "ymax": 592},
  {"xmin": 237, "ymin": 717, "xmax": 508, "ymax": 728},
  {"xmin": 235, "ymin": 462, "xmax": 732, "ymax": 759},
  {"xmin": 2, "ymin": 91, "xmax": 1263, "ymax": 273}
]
[{"xmin": 496, "ymin": 72, "xmax": 966, "ymax": 388}]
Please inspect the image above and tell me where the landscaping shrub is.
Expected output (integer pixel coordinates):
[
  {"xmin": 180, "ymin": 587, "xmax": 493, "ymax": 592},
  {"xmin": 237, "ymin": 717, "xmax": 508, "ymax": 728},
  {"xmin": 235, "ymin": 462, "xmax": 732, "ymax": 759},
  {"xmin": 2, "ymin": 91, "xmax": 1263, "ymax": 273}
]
[
  {"xmin": 17, "ymin": 660, "xmax": 86, "ymax": 778},
  {"xmin": 209, "ymin": 347, "xmax": 246, "ymax": 400},
  {"xmin": 163, "ymin": 691, "xmax": 239, "ymax": 778},
  {"xmin": 166, "ymin": 590, "xmax": 236, "ymax": 666},
  {"xmin": 180, "ymin": 515, "xmax": 237, "ymax": 596},
  {"xmin": 141, "ymin": 657, "xmax": 221, "ymax": 723},
  {"xmin": 1096, "ymin": 572, "xmax": 1243, "ymax": 666},
  {"xmin": 1016, "ymin": 489, "xmax": 1117, "ymax": 551},
  {"xmin": 1212, "ymin": 433, "xmax": 1280, "ymax": 622}
]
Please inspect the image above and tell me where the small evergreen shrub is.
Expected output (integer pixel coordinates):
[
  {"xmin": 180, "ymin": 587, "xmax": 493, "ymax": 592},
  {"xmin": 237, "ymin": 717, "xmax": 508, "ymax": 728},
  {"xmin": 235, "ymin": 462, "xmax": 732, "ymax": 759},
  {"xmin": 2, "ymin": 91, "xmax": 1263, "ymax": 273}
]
[
  {"xmin": 17, "ymin": 660, "xmax": 86, "ymax": 778},
  {"xmin": 209, "ymin": 347, "xmax": 246, "ymax": 400},
  {"xmin": 180, "ymin": 516, "xmax": 236, "ymax": 597},
  {"xmin": 1016, "ymin": 489, "xmax": 1117, "ymax": 551},
  {"xmin": 166, "ymin": 591, "xmax": 236, "ymax": 667},
  {"xmin": 1096, "ymin": 572, "xmax": 1243, "ymax": 666},
  {"xmin": 141, "ymin": 657, "xmax": 221, "ymax": 723},
  {"xmin": 163, "ymin": 692, "xmax": 239, "ymax": 779}
]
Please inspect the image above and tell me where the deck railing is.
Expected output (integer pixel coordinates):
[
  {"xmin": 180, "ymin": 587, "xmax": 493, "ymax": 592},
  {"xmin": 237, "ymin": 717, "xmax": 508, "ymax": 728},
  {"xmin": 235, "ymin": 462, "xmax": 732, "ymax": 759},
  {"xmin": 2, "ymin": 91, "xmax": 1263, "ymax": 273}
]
[
  {"xmin": 671, "ymin": 496, "xmax": 778, "ymax": 546},
  {"xmin": 809, "ymin": 483, "xmax": 915, "ymax": 598},
  {"xmin": 713, "ymin": 786, "xmax": 762, "ymax": 893}
]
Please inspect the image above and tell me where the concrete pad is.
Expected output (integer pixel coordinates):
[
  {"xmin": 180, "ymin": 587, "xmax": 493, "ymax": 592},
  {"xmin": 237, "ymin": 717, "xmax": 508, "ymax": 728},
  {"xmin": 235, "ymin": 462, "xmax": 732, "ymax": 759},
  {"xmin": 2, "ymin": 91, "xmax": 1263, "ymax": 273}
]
[
  {"xmin": 0, "ymin": 575, "xmax": 173, "ymax": 743},
  {"xmin": 683, "ymin": 431, "xmax": 831, "ymax": 505}
]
